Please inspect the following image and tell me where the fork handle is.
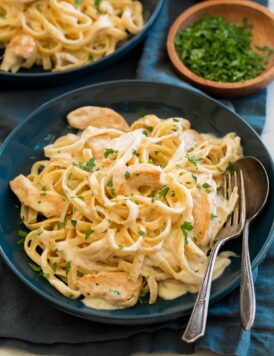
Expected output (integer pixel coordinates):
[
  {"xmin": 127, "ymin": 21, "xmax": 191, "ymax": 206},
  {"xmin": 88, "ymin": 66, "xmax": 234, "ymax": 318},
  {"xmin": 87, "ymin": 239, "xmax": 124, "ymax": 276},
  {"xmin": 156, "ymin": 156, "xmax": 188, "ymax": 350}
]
[
  {"xmin": 182, "ymin": 239, "xmax": 224, "ymax": 343},
  {"xmin": 240, "ymin": 221, "xmax": 256, "ymax": 330}
]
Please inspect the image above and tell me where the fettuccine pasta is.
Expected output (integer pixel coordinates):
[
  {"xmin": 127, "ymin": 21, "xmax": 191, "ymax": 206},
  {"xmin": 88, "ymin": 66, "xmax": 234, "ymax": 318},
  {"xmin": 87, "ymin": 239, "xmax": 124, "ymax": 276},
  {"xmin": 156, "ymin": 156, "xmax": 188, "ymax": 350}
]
[
  {"xmin": 10, "ymin": 107, "xmax": 242, "ymax": 310},
  {"xmin": 0, "ymin": 0, "xmax": 144, "ymax": 72}
]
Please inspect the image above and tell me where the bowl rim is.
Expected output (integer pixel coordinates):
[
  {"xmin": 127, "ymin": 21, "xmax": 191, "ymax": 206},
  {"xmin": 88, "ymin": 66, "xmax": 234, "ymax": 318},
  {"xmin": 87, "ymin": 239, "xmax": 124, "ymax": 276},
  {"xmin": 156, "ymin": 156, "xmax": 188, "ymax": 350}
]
[
  {"xmin": 166, "ymin": 0, "xmax": 274, "ymax": 90},
  {"xmin": 0, "ymin": 79, "xmax": 273, "ymax": 324},
  {"xmin": 0, "ymin": 0, "xmax": 164, "ymax": 79}
]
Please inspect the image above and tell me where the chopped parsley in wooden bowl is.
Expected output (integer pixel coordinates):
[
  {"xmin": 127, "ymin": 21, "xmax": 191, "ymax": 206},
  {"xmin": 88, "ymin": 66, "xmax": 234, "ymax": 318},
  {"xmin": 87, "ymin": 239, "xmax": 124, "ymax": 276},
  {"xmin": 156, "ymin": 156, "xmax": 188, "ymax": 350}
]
[{"xmin": 167, "ymin": 0, "xmax": 274, "ymax": 97}]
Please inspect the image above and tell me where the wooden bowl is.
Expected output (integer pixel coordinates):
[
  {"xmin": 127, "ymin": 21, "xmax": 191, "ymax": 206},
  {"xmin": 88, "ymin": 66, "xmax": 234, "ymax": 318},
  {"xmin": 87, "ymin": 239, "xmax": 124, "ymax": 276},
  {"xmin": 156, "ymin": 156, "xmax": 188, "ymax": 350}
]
[{"xmin": 167, "ymin": 0, "xmax": 274, "ymax": 97}]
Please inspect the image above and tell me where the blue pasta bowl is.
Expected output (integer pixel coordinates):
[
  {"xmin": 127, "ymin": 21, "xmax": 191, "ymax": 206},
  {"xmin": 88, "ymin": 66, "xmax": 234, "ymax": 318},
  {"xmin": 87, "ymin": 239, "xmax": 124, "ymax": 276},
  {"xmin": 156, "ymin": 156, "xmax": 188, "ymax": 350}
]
[{"xmin": 0, "ymin": 80, "xmax": 273, "ymax": 324}]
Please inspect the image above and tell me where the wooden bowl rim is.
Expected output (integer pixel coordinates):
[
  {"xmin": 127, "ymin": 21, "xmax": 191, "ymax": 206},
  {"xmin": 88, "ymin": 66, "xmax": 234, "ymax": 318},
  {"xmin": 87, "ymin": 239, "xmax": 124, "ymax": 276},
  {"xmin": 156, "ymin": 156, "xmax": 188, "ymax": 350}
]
[{"xmin": 166, "ymin": 0, "xmax": 274, "ymax": 90}]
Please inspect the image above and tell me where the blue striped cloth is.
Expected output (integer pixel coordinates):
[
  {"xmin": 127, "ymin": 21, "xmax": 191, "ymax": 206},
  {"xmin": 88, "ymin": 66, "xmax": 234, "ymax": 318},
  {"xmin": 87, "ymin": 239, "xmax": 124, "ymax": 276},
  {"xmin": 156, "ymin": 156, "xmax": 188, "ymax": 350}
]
[{"xmin": 0, "ymin": 1, "xmax": 273, "ymax": 355}]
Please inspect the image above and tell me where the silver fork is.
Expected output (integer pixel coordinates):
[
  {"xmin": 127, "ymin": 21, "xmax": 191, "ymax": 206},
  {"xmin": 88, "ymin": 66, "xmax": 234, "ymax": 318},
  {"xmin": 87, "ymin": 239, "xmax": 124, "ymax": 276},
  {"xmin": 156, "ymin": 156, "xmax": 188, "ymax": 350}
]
[{"xmin": 182, "ymin": 170, "xmax": 246, "ymax": 343}]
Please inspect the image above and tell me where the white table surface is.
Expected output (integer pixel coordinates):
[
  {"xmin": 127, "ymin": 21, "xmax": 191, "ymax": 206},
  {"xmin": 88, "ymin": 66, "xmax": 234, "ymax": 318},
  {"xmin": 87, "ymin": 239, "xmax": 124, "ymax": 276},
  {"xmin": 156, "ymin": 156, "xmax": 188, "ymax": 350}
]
[{"xmin": 1, "ymin": 2, "xmax": 273, "ymax": 355}]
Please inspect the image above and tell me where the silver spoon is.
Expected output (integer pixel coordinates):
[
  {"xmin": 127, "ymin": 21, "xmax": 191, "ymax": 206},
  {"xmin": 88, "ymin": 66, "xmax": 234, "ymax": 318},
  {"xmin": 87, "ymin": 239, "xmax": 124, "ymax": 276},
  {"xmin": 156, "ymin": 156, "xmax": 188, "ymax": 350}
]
[{"xmin": 235, "ymin": 156, "xmax": 269, "ymax": 331}]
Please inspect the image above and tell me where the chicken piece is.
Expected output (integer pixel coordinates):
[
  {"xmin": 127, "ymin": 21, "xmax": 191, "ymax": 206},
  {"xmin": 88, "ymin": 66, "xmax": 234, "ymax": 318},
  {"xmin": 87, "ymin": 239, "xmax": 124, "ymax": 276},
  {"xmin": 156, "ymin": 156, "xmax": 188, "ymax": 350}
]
[
  {"xmin": 182, "ymin": 129, "xmax": 204, "ymax": 151},
  {"xmin": 76, "ymin": 272, "xmax": 143, "ymax": 305},
  {"xmin": 0, "ymin": 35, "xmax": 36, "ymax": 73},
  {"xmin": 192, "ymin": 190, "xmax": 211, "ymax": 246},
  {"xmin": 67, "ymin": 106, "xmax": 129, "ymax": 131},
  {"xmin": 10, "ymin": 175, "xmax": 66, "ymax": 218},
  {"xmin": 115, "ymin": 163, "xmax": 165, "ymax": 195},
  {"xmin": 54, "ymin": 52, "xmax": 79, "ymax": 71},
  {"xmin": 87, "ymin": 134, "xmax": 112, "ymax": 160}
]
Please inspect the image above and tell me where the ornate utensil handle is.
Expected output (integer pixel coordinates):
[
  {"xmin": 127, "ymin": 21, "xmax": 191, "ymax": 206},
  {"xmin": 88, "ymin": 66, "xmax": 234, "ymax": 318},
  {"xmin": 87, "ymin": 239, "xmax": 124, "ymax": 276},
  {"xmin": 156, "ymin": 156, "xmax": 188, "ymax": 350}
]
[
  {"xmin": 240, "ymin": 221, "xmax": 256, "ymax": 330},
  {"xmin": 182, "ymin": 240, "xmax": 223, "ymax": 343}
]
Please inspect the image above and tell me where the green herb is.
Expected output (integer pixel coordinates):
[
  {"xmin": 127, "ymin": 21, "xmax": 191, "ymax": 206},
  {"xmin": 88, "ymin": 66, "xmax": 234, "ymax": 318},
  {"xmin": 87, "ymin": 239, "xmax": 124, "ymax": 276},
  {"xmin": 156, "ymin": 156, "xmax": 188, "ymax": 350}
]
[
  {"xmin": 52, "ymin": 262, "xmax": 57, "ymax": 273},
  {"xmin": 54, "ymin": 248, "xmax": 59, "ymax": 254},
  {"xmin": 18, "ymin": 230, "xmax": 28, "ymax": 238},
  {"xmin": 85, "ymin": 229, "xmax": 94, "ymax": 239},
  {"xmin": 74, "ymin": 0, "xmax": 82, "ymax": 6},
  {"xmin": 124, "ymin": 171, "xmax": 130, "ymax": 180},
  {"xmin": 73, "ymin": 160, "xmax": 95, "ymax": 172},
  {"xmin": 0, "ymin": 11, "xmax": 6, "ymax": 19},
  {"xmin": 42, "ymin": 43, "xmax": 50, "ymax": 48},
  {"xmin": 71, "ymin": 219, "xmax": 77, "ymax": 227},
  {"xmin": 159, "ymin": 186, "xmax": 169, "ymax": 198},
  {"xmin": 41, "ymin": 185, "xmax": 47, "ymax": 191},
  {"xmin": 151, "ymin": 197, "xmax": 156, "ymax": 203},
  {"xmin": 86, "ymin": 158, "xmax": 95, "ymax": 171},
  {"xmin": 180, "ymin": 221, "xmax": 193, "ymax": 245},
  {"xmin": 202, "ymin": 182, "xmax": 212, "ymax": 193},
  {"xmin": 192, "ymin": 173, "xmax": 197, "ymax": 182},
  {"xmin": 147, "ymin": 126, "xmax": 153, "ymax": 132},
  {"xmin": 107, "ymin": 177, "xmax": 115, "ymax": 195},
  {"xmin": 154, "ymin": 151, "xmax": 160, "ymax": 155},
  {"xmin": 187, "ymin": 155, "xmax": 202, "ymax": 167},
  {"xmin": 226, "ymin": 161, "xmax": 238, "ymax": 174},
  {"xmin": 210, "ymin": 213, "xmax": 218, "ymax": 220},
  {"xmin": 57, "ymin": 221, "xmax": 65, "ymax": 230},
  {"xmin": 136, "ymin": 108, "xmax": 147, "ymax": 117},
  {"xmin": 217, "ymin": 167, "xmax": 224, "ymax": 173},
  {"xmin": 104, "ymin": 148, "xmax": 118, "ymax": 158},
  {"xmin": 88, "ymin": 53, "xmax": 93, "ymax": 61},
  {"xmin": 95, "ymin": 0, "xmax": 101, "ymax": 10},
  {"xmin": 17, "ymin": 238, "xmax": 25, "ymax": 245},
  {"xmin": 118, "ymin": 244, "xmax": 124, "ymax": 250},
  {"xmin": 172, "ymin": 118, "xmax": 179, "ymax": 122},
  {"xmin": 132, "ymin": 149, "xmax": 140, "ymax": 157},
  {"xmin": 143, "ymin": 130, "xmax": 148, "ymax": 136},
  {"xmin": 138, "ymin": 229, "xmax": 146, "ymax": 237},
  {"xmin": 65, "ymin": 261, "xmax": 71, "ymax": 274},
  {"xmin": 28, "ymin": 263, "xmax": 40, "ymax": 272},
  {"xmin": 174, "ymin": 15, "xmax": 274, "ymax": 82},
  {"xmin": 147, "ymin": 159, "xmax": 153, "ymax": 164},
  {"xmin": 43, "ymin": 273, "xmax": 50, "ymax": 280}
]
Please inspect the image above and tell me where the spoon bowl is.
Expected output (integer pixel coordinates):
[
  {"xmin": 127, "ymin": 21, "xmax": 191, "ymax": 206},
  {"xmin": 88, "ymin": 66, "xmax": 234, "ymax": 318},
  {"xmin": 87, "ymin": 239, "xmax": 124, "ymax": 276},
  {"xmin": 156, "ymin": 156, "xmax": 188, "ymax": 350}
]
[{"xmin": 236, "ymin": 156, "xmax": 269, "ymax": 220}]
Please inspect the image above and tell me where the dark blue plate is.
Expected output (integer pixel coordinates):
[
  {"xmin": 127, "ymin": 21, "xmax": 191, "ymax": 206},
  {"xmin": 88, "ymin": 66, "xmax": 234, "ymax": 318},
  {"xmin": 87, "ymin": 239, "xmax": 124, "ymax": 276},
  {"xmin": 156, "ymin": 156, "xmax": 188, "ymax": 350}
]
[
  {"xmin": 0, "ymin": 80, "xmax": 273, "ymax": 325},
  {"xmin": 0, "ymin": 0, "xmax": 163, "ymax": 87}
]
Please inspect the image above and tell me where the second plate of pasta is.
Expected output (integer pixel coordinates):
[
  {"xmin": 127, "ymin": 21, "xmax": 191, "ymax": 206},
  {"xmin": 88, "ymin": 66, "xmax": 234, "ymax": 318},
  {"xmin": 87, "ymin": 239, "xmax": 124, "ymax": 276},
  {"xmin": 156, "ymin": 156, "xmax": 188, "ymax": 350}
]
[{"xmin": 0, "ymin": 80, "xmax": 273, "ymax": 324}]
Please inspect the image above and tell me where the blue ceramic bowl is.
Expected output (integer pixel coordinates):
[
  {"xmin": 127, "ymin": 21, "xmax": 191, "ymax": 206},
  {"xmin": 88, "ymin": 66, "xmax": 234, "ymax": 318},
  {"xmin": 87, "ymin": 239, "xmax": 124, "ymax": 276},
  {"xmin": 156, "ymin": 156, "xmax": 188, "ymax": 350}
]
[
  {"xmin": 0, "ymin": 80, "xmax": 273, "ymax": 325},
  {"xmin": 0, "ymin": 0, "xmax": 163, "ymax": 87}
]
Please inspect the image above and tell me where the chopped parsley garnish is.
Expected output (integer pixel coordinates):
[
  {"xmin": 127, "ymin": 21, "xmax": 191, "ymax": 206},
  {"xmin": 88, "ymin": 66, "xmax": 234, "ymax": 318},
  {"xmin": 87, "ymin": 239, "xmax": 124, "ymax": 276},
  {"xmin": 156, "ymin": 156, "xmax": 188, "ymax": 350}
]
[
  {"xmin": 143, "ymin": 130, "xmax": 148, "ymax": 136},
  {"xmin": 226, "ymin": 161, "xmax": 238, "ymax": 174},
  {"xmin": 217, "ymin": 167, "xmax": 224, "ymax": 173},
  {"xmin": 202, "ymin": 182, "xmax": 212, "ymax": 193},
  {"xmin": 73, "ymin": 158, "xmax": 95, "ymax": 172},
  {"xmin": 147, "ymin": 126, "xmax": 153, "ymax": 132},
  {"xmin": 65, "ymin": 261, "xmax": 71, "ymax": 274},
  {"xmin": 187, "ymin": 155, "xmax": 202, "ymax": 167},
  {"xmin": 132, "ymin": 149, "xmax": 140, "ymax": 157},
  {"xmin": 124, "ymin": 171, "xmax": 130, "ymax": 180},
  {"xmin": 88, "ymin": 53, "xmax": 93, "ymax": 62},
  {"xmin": 136, "ymin": 107, "xmax": 147, "ymax": 117},
  {"xmin": 138, "ymin": 229, "xmax": 146, "ymax": 237},
  {"xmin": 29, "ymin": 263, "xmax": 49, "ymax": 280},
  {"xmin": 107, "ymin": 177, "xmax": 115, "ymax": 195},
  {"xmin": 29, "ymin": 263, "xmax": 41, "ymax": 272},
  {"xmin": 118, "ymin": 244, "xmax": 124, "ymax": 250},
  {"xmin": 192, "ymin": 173, "xmax": 197, "ymax": 182},
  {"xmin": 104, "ymin": 148, "xmax": 118, "ymax": 158},
  {"xmin": 172, "ymin": 118, "xmax": 179, "ymax": 122},
  {"xmin": 210, "ymin": 213, "xmax": 218, "ymax": 220},
  {"xmin": 86, "ymin": 158, "xmax": 95, "ymax": 171},
  {"xmin": 85, "ymin": 229, "xmax": 94, "ymax": 239},
  {"xmin": 54, "ymin": 248, "xmax": 59, "ymax": 254},
  {"xmin": 57, "ymin": 221, "xmax": 65, "ymax": 230},
  {"xmin": 159, "ymin": 186, "xmax": 169, "ymax": 198},
  {"xmin": 18, "ymin": 230, "xmax": 28, "ymax": 238},
  {"xmin": 52, "ymin": 262, "xmax": 57, "ymax": 273},
  {"xmin": 174, "ymin": 15, "xmax": 274, "ymax": 83},
  {"xmin": 74, "ymin": 0, "xmax": 82, "ymax": 5},
  {"xmin": 17, "ymin": 238, "xmax": 25, "ymax": 245},
  {"xmin": 71, "ymin": 219, "xmax": 77, "ymax": 227},
  {"xmin": 180, "ymin": 221, "xmax": 193, "ymax": 245},
  {"xmin": 95, "ymin": 0, "xmax": 101, "ymax": 10}
]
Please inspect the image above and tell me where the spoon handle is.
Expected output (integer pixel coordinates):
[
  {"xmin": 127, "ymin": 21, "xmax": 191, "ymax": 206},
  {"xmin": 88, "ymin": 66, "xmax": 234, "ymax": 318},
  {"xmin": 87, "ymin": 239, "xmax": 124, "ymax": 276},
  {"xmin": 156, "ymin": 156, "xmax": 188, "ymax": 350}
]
[
  {"xmin": 240, "ymin": 221, "xmax": 256, "ymax": 330},
  {"xmin": 182, "ymin": 240, "xmax": 223, "ymax": 343}
]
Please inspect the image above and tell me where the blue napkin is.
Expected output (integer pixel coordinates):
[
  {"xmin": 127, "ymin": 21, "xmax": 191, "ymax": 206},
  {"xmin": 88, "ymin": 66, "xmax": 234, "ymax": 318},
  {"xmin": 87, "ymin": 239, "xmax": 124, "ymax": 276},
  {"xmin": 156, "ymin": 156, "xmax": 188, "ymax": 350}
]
[{"xmin": 0, "ymin": 0, "xmax": 273, "ymax": 355}]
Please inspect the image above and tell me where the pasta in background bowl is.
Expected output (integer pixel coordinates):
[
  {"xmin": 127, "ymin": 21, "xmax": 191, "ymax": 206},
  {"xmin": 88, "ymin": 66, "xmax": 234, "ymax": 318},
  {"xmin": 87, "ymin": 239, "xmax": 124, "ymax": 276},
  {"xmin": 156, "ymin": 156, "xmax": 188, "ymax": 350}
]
[
  {"xmin": 0, "ymin": 81, "xmax": 273, "ymax": 323},
  {"xmin": 0, "ymin": 0, "xmax": 163, "ymax": 85}
]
